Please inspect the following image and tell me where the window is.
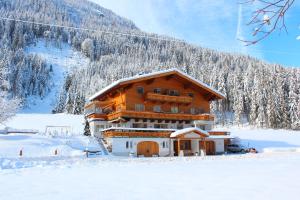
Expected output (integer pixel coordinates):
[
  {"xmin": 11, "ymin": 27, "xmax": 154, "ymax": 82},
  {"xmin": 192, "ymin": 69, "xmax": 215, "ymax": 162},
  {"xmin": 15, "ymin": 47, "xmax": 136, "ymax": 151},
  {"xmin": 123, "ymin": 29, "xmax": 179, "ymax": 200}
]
[
  {"xmin": 153, "ymin": 105, "xmax": 161, "ymax": 112},
  {"xmin": 169, "ymin": 90, "xmax": 179, "ymax": 96},
  {"xmin": 126, "ymin": 141, "xmax": 129, "ymax": 149},
  {"xmin": 162, "ymin": 141, "xmax": 166, "ymax": 148},
  {"xmin": 196, "ymin": 124, "xmax": 206, "ymax": 130},
  {"xmin": 188, "ymin": 93, "xmax": 194, "ymax": 97},
  {"xmin": 130, "ymin": 141, "xmax": 133, "ymax": 148},
  {"xmin": 116, "ymin": 105, "xmax": 122, "ymax": 111},
  {"xmin": 132, "ymin": 123, "xmax": 147, "ymax": 128},
  {"xmin": 135, "ymin": 104, "xmax": 145, "ymax": 111},
  {"xmin": 177, "ymin": 124, "xmax": 183, "ymax": 129},
  {"xmin": 136, "ymin": 86, "xmax": 144, "ymax": 94},
  {"xmin": 154, "ymin": 124, "xmax": 168, "ymax": 129},
  {"xmin": 190, "ymin": 108, "xmax": 195, "ymax": 114},
  {"xmin": 171, "ymin": 106, "xmax": 179, "ymax": 113},
  {"xmin": 198, "ymin": 108, "xmax": 205, "ymax": 114},
  {"xmin": 153, "ymin": 88, "xmax": 161, "ymax": 94}
]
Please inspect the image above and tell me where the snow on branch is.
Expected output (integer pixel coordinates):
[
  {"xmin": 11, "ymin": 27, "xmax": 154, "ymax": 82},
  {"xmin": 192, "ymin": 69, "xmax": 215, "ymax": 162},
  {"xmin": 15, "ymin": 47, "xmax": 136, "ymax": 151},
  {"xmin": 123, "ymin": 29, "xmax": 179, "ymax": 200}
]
[{"xmin": 239, "ymin": 0, "xmax": 295, "ymax": 45}]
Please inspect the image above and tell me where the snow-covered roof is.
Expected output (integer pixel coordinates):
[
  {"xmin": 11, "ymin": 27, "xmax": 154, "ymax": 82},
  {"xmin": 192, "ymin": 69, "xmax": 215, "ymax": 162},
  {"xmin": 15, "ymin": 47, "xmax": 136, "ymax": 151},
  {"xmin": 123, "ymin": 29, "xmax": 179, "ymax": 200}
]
[
  {"xmin": 89, "ymin": 68, "xmax": 226, "ymax": 100},
  {"xmin": 208, "ymin": 135, "xmax": 236, "ymax": 139},
  {"xmin": 170, "ymin": 127, "xmax": 209, "ymax": 138},
  {"xmin": 102, "ymin": 127, "xmax": 176, "ymax": 132}
]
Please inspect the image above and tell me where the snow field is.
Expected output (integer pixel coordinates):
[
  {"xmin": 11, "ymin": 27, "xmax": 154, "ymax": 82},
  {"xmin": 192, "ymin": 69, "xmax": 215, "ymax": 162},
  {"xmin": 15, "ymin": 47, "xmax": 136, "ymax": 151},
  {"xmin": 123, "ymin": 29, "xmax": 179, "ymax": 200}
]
[
  {"xmin": 0, "ymin": 153, "xmax": 300, "ymax": 200},
  {"xmin": 0, "ymin": 113, "xmax": 85, "ymax": 135},
  {"xmin": 216, "ymin": 126, "xmax": 300, "ymax": 152}
]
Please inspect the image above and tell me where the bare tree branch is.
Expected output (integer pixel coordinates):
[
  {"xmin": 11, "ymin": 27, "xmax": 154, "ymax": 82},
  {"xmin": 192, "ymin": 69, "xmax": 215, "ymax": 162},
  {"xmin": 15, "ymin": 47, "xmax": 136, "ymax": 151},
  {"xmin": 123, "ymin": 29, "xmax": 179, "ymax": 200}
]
[{"xmin": 239, "ymin": 0, "xmax": 295, "ymax": 45}]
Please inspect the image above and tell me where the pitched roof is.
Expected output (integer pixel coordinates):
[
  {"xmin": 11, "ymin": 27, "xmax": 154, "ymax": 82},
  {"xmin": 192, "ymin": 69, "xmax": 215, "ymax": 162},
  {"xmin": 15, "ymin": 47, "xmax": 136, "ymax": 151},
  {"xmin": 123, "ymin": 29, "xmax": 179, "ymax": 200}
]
[
  {"xmin": 89, "ymin": 68, "xmax": 225, "ymax": 101},
  {"xmin": 170, "ymin": 127, "xmax": 209, "ymax": 138}
]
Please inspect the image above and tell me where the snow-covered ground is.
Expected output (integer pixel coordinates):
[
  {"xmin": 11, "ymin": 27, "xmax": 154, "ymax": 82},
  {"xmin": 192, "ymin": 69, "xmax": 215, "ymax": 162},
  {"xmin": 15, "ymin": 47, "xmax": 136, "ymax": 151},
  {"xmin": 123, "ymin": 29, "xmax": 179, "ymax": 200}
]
[
  {"xmin": 216, "ymin": 126, "xmax": 300, "ymax": 152},
  {"xmin": 0, "ymin": 113, "xmax": 84, "ymax": 135},
  {"xmin": 21, "ymin": 40, "xmax": 89, "ymax": 113},
  {"xmin": 1, "ymin": 114, "xmax": 300, "ymax": 200},
  {"xmin": 0, "ymin": 153, "xmax": 300, "ymax": 200}
]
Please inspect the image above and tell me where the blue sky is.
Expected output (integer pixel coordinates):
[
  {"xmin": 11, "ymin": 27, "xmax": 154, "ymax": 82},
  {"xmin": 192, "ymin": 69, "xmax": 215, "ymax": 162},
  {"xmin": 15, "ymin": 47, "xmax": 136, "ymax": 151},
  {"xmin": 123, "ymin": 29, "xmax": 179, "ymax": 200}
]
[{"xmin": 91, "ymin": 0, "xmax": 300, "ymax": 67}]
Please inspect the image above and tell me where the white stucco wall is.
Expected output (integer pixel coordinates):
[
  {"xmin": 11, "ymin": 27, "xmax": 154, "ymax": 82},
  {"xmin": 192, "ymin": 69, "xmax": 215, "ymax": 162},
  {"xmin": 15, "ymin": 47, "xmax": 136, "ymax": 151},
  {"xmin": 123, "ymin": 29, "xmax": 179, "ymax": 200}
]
[
  {"xmin": 110, "ymin": 137, "xmax": 171, "ymax": 157},
  {"xmin": 211, "ymin": 139, "xmax": 225, "ymax": 153}
]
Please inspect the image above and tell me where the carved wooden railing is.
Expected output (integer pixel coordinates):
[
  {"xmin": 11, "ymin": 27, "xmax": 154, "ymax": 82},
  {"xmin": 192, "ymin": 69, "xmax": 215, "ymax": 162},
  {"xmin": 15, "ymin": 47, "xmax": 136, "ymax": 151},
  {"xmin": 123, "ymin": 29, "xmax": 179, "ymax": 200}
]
[{"xmin": 145, "ymin": 92, "xmax": 193, "ymax": 104}]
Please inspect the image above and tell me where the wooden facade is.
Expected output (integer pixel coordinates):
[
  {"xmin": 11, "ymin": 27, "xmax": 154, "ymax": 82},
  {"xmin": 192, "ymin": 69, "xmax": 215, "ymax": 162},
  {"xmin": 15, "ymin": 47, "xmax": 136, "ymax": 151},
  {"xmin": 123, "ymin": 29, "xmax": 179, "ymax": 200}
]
[
  {"xmin": 86, "ymin": 69, "xmax": 224, "ymax": 120},
  {"xmin": 85, "ymin": 69, "xmax": 230, "ymax": 157}
]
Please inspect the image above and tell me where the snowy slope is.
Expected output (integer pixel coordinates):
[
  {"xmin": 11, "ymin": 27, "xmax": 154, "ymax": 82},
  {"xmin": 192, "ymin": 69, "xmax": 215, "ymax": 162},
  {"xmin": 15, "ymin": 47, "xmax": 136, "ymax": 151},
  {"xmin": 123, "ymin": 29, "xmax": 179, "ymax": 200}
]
[{"xmin": 21, "ymin": 40, "xmax": 89, "ymax": 113}]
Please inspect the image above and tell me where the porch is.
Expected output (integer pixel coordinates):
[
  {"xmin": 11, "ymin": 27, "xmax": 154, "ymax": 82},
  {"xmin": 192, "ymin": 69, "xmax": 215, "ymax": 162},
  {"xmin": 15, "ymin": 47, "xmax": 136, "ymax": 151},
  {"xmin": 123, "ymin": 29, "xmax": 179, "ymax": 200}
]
[{"xmin": 170, "ymin": 127, "xmax": 216, "ymax": 156}]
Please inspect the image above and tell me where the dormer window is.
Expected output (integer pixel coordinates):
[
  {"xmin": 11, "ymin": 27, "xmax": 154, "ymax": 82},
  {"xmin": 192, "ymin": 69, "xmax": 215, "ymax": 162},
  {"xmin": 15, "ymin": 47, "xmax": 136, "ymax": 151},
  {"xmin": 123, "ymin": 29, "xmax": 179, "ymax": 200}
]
[{"xmin": 137, "ymin": 86, "xmax": 144, "ymax": 94}]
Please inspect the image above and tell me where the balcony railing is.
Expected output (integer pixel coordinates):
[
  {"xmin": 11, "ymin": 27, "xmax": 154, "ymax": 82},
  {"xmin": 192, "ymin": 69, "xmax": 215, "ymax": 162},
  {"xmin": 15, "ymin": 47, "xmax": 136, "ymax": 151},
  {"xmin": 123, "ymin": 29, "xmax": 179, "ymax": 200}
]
[
  {"xmin": 103, "ymin": 131, "xmax": 172, "ymax": 138},
  {"xmin": 106, "ymin": 110, "xmax": 214, "ymax": 121},
  {"xmin": 145, "ymin": 92, "xmax": 193, "ymax": 104}
]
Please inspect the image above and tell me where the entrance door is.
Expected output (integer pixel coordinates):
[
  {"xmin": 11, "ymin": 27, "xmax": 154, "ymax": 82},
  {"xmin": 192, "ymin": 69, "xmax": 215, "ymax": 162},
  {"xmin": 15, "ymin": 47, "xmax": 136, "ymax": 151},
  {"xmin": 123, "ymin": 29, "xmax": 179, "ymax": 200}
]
[
  {"xmin": 137, "ymin": 141, "xmax": 159, "ymax": 157},
  {"xmin": 199, "ymin": 141, "xmax": 215, "ymax": 155},
  {"xmin": 173, "ymin": 140, "xmax": 192, "ymax": 156}
]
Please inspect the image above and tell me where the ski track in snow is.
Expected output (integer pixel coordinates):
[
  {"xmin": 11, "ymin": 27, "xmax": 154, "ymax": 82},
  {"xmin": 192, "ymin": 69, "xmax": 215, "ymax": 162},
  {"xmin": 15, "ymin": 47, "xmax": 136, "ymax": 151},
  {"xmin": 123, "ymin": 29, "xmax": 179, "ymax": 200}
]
[{"xmin": 21, "ymin": 40, "xmax": 89, "ymax": 113}]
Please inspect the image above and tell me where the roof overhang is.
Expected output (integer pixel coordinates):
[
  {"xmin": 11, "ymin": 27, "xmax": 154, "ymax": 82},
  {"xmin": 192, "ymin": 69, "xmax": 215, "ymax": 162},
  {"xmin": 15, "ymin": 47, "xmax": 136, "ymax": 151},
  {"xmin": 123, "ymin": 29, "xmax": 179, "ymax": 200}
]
[{"xmin": 89, "ymin": 68, "xmax": 226, "ymax": 101}]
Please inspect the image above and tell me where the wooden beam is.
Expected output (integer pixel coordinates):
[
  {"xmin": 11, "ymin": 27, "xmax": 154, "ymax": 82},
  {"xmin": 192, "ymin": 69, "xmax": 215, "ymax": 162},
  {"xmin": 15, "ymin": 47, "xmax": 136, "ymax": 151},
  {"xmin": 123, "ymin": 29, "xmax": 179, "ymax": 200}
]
[
  {"xmin": 177, "ymin": 139, "xmax": 180, "ymax": 157},
  {"xmin": 123, "ymin": 83, "xmax": 133, "ymax": 91},
  {"xmin": 146, "ymin": 78, "xmax": 154, "ymax": 85},
  {"xmin": 165, "ymin": 74, "xmax": 174, "ymax": 80}
]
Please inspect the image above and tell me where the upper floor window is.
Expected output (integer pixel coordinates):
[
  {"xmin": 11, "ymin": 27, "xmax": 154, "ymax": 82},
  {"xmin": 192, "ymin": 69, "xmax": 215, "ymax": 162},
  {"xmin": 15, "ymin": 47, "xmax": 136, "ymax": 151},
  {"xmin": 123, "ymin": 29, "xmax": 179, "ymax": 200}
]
[
  {"xmin": 169, "ymin": 90, "xmax": 179, "ymax": 96},
  {"xmin": 171, "ymin": 106, "xmax": 179, "ymax": 113},
  {"xmin": 188, "ymin": 93, "xmax": 194, "ymax": 98},
  {"xmin": 198, "ymin": 107, "xmax": 205, "ymax": 114},
  {"xmin": 135, "ymin": 104, "xmax": 145, "ymax": 111},
  {"xmin": 153, "ymin": 105, "xmax": 161, "ymax": 112},
  {"xmin": 136, "ymin": 86, "xmax": 144, "ymax": 94},
  {"xmin": 153, "ymin": 88, "xmax": 161, "ymax": 94},
  {"xmin": 190, "ymin": 108, "xmax": 196, "ymax": 115}
]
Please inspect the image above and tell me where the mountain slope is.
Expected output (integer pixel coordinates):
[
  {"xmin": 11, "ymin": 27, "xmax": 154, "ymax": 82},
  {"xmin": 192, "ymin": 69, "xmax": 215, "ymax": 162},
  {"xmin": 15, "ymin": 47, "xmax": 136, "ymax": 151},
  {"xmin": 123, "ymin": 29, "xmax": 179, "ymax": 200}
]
[
  {"xmin": 21, "ymin": 39, "xmax": 89, "ymax": 113},
  {"xmin": 0, "ymin": 0, "xmax": 299, "ymax": 129}
]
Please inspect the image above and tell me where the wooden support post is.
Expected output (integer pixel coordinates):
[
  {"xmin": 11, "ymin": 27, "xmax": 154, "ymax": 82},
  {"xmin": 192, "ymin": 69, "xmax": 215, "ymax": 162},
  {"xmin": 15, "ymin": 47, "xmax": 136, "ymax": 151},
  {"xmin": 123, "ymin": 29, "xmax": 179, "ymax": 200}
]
[
  {"xmin": 177, "ymin": 139, "xmax": 180, "ymax": 157},
  {"xmin": 203, "ymin": 138, "xmax": 207, "ymax": 156}
]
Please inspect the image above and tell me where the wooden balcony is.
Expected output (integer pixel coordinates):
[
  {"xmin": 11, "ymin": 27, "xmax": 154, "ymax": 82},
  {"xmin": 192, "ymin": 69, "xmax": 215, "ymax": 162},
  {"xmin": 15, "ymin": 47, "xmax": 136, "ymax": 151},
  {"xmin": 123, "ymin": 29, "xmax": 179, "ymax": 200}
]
[
  {"xmin": 145, "ymin": 92, "xmax": 193, "ymax": 104},
  {"xmin": 103, "ymin": 131, "xmax": 171, "ymax": 138},
  {"xmin": 208, "ymin": 131, "xmax": 229, "ymax": 136},
  {"xmin": 86, "ymin": 113, "xmax": 107, "ymax": 119},
  {"xmin": 106, "ymin": 110, "xmax": 214, "ymax": 121}
]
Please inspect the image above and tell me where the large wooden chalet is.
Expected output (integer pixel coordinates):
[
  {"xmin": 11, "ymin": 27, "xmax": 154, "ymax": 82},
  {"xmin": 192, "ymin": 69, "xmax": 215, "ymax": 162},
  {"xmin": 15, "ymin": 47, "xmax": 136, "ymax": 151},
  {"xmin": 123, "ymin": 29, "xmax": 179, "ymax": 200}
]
[{"xmin": 84, "ymin": 68, "xmax": 233, "ymax": 157}]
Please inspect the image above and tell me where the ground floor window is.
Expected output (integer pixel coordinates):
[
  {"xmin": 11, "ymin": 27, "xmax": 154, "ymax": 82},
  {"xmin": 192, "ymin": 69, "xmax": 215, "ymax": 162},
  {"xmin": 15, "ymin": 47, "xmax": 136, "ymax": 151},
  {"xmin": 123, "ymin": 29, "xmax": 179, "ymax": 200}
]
[
  {"xmin": 154, "ymin": 124, "xmax": 168, "ymax": 129},
  {"xmin": 132, "ymin": 123, "xmax": 147, "ymax": 128},
  {"xmin": 162, "ymin": 141, "xmax": 169, "ymax": 148}
]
